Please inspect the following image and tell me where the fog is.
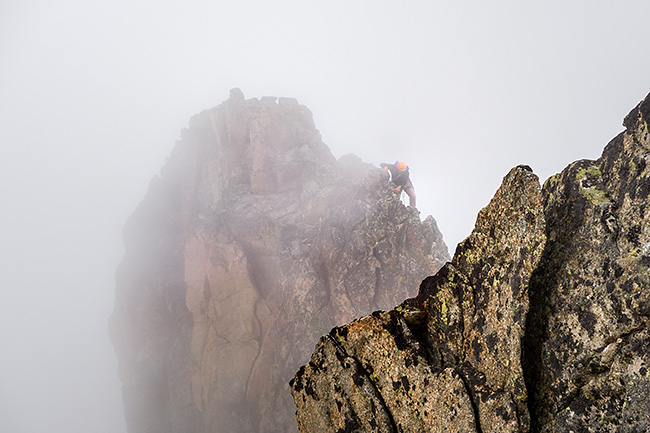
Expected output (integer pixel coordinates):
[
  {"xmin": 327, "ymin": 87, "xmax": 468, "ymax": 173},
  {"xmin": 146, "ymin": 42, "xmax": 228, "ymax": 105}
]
[{"xmin": 2, "ymin": 1, "xmax": 650, "ymax": 432}]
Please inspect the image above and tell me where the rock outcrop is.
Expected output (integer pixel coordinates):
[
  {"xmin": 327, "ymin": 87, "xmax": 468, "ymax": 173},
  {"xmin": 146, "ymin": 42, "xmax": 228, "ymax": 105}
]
[
  {"xmin": 291, "ymin": 93, "xmax": 650, "ymax": 432},
  {"xmin": 110, "ymin": 89, "xmax": 449, "ymax": 433},
  {"xmin": 292, "ymin": 165, "xmax": 545, "ymax": 433},
  {"xmin": 524, "ymin": 94, "xmax": 650, "ymax": 432}
]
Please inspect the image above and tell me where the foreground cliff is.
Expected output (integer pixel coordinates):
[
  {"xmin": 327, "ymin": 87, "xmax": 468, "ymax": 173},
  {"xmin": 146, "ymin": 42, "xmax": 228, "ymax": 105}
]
[
  {"xmin": 291, "ymin": 94, "xmax": 650, "ymax": 432},
  {"xmin": 110, "ymin": 89, "xmax": 449, "ymax": 433}
]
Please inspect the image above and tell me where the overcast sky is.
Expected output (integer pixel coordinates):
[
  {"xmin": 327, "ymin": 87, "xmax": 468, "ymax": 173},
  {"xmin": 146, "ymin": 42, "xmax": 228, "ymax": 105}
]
[{"xmin": 2, "ymin": 1, "xmax": 650, "ymax": 432}]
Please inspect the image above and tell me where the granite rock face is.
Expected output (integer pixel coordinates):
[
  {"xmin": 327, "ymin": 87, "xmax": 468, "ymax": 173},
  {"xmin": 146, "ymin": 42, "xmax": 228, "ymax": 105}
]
[
  {"xmin": 524, "ymin": 94, "xmax": 650, "ymax": 432},
  {"xmin": 291, "ymin": 93, "xmax": 650, "ymax": 432},
  {"xmin": 292, "ymin": 165, "xmax": 546, "ymax": 433},
  {"xmin": 110, "ymin": 89, "xmax": 449, "ymax": 433}
]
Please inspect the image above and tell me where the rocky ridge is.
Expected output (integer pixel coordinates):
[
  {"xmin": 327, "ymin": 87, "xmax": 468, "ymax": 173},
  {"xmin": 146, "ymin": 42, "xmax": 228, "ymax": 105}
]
[
  {"xmin": 291, "ymin": 93, "xmax": 650, "ymax": 432},
  {"xmin": 110, "ymin": 89, "xmax": 449, "ymax": 433}
]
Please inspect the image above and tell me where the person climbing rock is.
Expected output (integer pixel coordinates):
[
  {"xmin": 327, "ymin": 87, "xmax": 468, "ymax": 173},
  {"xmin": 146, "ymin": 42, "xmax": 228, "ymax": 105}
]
[{"xmin": 380, "ymin": 161, "xmax": 416, "ymax": 207}]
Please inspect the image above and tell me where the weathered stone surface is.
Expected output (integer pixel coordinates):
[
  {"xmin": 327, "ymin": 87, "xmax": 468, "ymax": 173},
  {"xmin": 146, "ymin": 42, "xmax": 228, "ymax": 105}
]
[
  {"xmin": 524, "ymin": 93, "xmax": 650, "ymax": 432},
  {"xmin": 292, "ymin": 165, "xmax": 546, "ymax": 432},
  {"xmin": 293, "ymin": 93, "xmax": 650, "ymax": 433},
  {"xmin": 110, "ymin": 89, "xmax": 449, "ymax": 433},
  {"xmin": 291, "ymin": 335, "xmax": 395, "ymax": 433},
  {"xmin": 292, "ymin": 310, "xmax": 478, "ymax": 433}
]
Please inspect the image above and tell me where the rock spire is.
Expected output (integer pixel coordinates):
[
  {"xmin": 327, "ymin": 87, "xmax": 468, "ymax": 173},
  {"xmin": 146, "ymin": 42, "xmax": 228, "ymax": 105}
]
[{"xmin": 110, "ymin": 89, "xmax": 449, "ymax": 433}]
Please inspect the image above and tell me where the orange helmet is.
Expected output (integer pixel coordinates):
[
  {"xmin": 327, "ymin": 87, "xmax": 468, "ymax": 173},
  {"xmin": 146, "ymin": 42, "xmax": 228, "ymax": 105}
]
[{"xmin": 396, "ymin": 161, "xmax": 407, "ymax": 171}]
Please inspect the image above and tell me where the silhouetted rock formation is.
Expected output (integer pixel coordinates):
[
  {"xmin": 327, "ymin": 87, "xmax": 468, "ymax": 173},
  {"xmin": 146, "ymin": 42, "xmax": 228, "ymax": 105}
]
[
  {"xmin": 291, "ymin": 93, "xmax": 650, "ymax": 432},
  {"xmin": 110, "ymin": 89, "xmax": 449, "ymax": 433}
]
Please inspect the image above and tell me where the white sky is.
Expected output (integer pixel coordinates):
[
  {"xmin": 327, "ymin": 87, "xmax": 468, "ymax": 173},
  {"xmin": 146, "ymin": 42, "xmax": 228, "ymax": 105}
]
[{"xmin": 1, "ymin": 1, "xmax": 649, "ymax": 432}]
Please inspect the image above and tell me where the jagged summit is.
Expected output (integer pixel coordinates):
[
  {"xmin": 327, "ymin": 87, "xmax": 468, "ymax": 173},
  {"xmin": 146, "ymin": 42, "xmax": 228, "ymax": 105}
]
[
  {"xmin": 110, "ymin": 90, "xmax": 449, "ymax": 433},
  {"xmin": 291, "ymin": 92, "xmax": 650, "ymax": 432}
]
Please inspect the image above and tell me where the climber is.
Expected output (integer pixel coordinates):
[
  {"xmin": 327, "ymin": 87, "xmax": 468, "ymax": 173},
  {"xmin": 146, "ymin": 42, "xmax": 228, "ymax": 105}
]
[{"xmin": 380, "ymin": 161, "xmax": 416, "ymax": 208}]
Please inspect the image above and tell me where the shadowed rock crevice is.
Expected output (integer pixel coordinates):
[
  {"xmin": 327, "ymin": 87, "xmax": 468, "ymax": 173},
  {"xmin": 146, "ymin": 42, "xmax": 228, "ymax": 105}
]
[
  {"xmin": 455, "ymin": 364, "xmax": 484, "ymax": 433},
  {"xmin": 326, "ymin": 332, "xmax": 399, "ymax": 432},
  {"xmin": 522, "ymin": 238, "xmax": 560, "ymax": 432},
  {"xmin": 523, "ymin": 93, "xmax": 650, "ymax": 433}
]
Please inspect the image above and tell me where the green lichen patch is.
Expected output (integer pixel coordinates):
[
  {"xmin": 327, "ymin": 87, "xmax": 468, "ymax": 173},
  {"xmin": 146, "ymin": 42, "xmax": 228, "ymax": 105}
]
[
  {"xmin": 543, "ymin": 173, "xmax": 561, "ymax": 191},
  {"xmin": 571, "ymin": 162, "xmax": 612, "ymax": 205},
  {"xmin": 581, "ymin": 186, "xmax": 610, "ymax": 205},
  {"xmin": 576, "ymin": 165, "xmax": 603, "ymax": 179}
]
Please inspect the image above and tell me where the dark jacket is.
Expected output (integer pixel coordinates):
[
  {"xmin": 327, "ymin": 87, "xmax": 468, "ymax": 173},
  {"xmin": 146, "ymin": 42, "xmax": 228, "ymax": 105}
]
[{"xmin": 380, "ymin": 162, "xmax": 411, "ymax": 188}]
